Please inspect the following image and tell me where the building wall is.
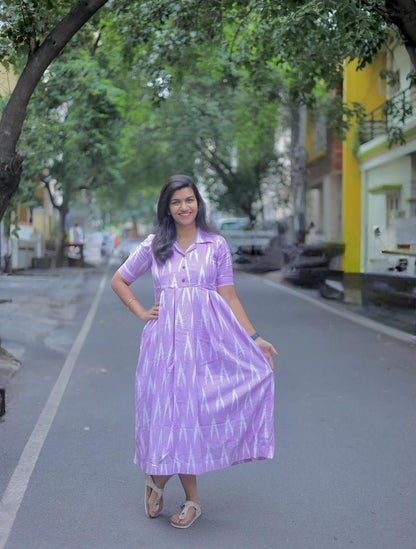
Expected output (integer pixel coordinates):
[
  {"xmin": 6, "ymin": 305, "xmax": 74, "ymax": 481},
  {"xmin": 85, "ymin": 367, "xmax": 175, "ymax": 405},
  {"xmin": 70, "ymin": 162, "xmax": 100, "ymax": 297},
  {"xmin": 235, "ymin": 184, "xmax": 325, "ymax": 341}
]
[
  {"xmin": 342, "ymin": 53, "xmax": 386, "ymax": 285},
  {"xmin": 305, "ymin": 113, "xmax": 343, "ymax": 245},
  {"xmin": 358, "ymin": 42, "xmax": 416, "ymax": 277},
  {"xmin": 323, "ymin": 172, "xmax": 342, "ymax": 241},
  {"xmin": 1, "ymin": 66, "xmax": 55, "ymax": 270},
  {"xmin": 0, "ymin": 66, "xmax": 18, "ymax": 97},
  {"xmin": 363, "ymin": 156, "xmax": 409, "ymax": 270},
  {"xmin": 386, "ymin": 39, "xmax": 412, "ymax": 97}
]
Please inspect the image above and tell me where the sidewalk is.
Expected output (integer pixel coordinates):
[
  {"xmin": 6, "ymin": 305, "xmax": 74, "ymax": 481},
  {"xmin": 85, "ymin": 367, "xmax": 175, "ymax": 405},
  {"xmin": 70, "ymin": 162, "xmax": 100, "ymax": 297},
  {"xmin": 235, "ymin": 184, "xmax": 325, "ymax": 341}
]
[{"xmin": 0, "ymin": 265, "xmax": 106, "ymax": 395}]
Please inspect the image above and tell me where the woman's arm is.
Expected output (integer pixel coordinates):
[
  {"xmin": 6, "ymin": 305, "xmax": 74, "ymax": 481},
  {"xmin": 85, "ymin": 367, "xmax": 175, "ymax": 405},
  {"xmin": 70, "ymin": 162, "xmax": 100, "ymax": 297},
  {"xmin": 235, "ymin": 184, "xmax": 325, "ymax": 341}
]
[
  {"xmin": 111, "ymin": 271, "xmax": 159, "ymax": 321},
  {"xmin": 217, "ymin": 284, "xmax": 277, "ymax": 369}
]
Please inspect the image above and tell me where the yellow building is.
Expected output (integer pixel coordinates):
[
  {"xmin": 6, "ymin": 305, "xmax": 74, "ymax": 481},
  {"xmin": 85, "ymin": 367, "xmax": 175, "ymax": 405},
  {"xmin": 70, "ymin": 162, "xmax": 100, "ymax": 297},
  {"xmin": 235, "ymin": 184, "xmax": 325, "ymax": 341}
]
[
  {"xmin": 342, "ymin": 51, "xmax": 387, "ymax": 301},
  {"xmin": 344, "ymin": 40, "xmax": 416, "ymax": 305},
  {"xmin": 303, "ymin": 40, "xmax": 415, "ymax": 306}
]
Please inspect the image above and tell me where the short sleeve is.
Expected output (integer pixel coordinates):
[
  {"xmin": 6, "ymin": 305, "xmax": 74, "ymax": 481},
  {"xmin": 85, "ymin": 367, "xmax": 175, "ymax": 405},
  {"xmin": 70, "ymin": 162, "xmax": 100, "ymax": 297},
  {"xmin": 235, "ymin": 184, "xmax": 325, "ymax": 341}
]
[
  {"xmin": 215, "ymin": 236, "xmax": 234, "ymax": 287},
  {"xmin": 117, "ymin": 234, "xmax": 154, "ymax": 283}
]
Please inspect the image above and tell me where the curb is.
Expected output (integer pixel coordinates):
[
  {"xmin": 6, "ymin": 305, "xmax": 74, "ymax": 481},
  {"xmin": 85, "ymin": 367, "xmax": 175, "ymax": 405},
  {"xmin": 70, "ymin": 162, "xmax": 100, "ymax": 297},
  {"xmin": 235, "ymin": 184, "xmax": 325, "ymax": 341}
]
[{"xmin": 256, "ymin": 273, "xmax": 416, "ymax": 346}]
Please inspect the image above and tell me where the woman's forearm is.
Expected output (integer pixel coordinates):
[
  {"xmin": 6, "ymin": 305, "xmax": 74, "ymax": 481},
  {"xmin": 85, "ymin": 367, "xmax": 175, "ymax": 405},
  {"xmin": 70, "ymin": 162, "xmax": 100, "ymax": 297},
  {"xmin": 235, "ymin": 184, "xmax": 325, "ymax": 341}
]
[
  {"xmin": 111, "ymin": 271, "xmax": 147, "ymax": 319},
  {"xmin": 217, "ymin": 285, "xmax": 256, "ymax": 335}
]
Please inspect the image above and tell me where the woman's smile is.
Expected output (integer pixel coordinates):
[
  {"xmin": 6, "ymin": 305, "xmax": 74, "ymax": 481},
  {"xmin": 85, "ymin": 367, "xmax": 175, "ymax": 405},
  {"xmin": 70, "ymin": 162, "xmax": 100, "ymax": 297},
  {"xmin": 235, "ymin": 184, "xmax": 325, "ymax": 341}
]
[{"xmin": 169, "ymin": 188, "xmax": 198, "ymax": 226}]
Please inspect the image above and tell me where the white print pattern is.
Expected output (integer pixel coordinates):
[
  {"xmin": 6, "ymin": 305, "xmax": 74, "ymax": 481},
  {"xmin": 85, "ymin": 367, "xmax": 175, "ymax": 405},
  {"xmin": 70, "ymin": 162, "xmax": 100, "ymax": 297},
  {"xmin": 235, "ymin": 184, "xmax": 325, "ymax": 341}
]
[{"xmin": 118, "ymin": 229, "xmax": 275, "ymax": 475}]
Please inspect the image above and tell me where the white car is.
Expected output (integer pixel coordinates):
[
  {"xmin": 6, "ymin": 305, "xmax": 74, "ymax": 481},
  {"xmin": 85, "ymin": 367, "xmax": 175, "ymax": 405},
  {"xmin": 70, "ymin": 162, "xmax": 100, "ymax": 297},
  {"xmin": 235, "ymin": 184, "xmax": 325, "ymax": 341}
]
[{"xmin": 217, "ymin": 218, "xmax": 250, "ymax": 231}]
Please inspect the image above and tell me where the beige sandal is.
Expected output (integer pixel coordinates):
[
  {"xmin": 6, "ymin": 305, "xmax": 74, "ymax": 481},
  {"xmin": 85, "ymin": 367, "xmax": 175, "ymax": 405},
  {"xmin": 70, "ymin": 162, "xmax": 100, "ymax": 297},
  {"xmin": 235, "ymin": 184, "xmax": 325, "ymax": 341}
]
[
  {"xmin": 144, "ymin": 474, "xmax": 164, "ymax": 518},
  {"xmin": 170, "ymin": 500, "xmax": 202, "ymax": 529}
]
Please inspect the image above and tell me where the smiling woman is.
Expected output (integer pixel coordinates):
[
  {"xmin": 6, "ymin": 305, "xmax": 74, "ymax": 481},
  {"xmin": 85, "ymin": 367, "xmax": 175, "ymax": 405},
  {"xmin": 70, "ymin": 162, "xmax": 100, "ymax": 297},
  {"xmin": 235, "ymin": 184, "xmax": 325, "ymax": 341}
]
[
  {"xmin": 168, "ymin": 187, "xmax": 198, "ymax": 232},
  {"xmin": 111, "ymin": 174, "xmax": 277, "ymax": 529},
  {"xmin": 150, "ymin": 175, "xmax": 212, "ymax": 265}
]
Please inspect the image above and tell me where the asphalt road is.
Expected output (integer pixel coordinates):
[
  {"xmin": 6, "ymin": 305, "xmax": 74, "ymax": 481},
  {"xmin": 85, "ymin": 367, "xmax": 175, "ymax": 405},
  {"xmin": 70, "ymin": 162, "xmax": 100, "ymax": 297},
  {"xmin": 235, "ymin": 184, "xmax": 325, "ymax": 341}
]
[{"xmin": 0, "ymin": 260, "xmax": 415, "ymax": 549}]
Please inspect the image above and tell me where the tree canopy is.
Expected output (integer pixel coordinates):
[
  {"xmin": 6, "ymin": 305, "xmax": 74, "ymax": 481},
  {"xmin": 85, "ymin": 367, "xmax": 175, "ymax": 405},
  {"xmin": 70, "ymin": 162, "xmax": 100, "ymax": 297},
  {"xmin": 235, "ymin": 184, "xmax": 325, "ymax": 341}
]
[
  {"xmin": 19, "ymin": 37, "xmax": 125, "ymax": 263},
  {"xmin": 0, "ymin": 0, "xmax": 109, "ymax": 220},
  {"xmin": 1, "ymin": 0, "xmax": 416, "ymax": 223}
]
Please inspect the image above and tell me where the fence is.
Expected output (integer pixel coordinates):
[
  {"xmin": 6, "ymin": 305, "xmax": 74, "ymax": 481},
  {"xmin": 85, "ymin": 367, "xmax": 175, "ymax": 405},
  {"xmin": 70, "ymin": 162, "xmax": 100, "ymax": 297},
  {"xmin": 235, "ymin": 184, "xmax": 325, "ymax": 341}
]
[{"xmin": 359, "ymin": 86, "xmax": 416, "ymax": 145}]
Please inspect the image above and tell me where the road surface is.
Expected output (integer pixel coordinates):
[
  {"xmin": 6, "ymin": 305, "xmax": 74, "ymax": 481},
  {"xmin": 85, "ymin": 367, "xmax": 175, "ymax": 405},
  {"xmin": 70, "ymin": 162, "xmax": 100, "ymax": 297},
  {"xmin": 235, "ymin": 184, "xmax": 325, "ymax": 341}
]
[{"xmin": 0, "ymin": 261, "xmax": 415, "ymax": 549}]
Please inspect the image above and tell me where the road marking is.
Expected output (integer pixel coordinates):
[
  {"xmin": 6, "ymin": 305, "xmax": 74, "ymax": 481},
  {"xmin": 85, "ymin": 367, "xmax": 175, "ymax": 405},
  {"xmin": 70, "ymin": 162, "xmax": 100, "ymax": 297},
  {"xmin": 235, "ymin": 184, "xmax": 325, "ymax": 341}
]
[
  {"xmin": 0, "ymin": 271, "xmax": 108, "ymax": 549},
  {"xmin": 259, "ymin": 275, "xmax": 416, "ymax": 346}
]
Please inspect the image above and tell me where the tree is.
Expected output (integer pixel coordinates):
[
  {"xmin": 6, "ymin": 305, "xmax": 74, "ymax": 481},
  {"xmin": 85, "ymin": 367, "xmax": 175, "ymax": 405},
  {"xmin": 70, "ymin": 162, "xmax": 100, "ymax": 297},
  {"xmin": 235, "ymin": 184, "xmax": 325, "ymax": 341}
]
[
  {"xmin": 0, "ymin": 0, "xmax": 109, "ymax": 221},
  {"xmin": 99, "ymin": 3, "xmax": 294, "ymax": 223},
  {"xmin": 2, "ymin": 0, "xmax": 416, "ymax": 223},
  {"xmin": 20, "ymin": 42, "xmax": 125, "ymax": 265},
  {"xmin": 382, "ymin": 0, "xmax": 416, "ymax": 67},
  {"xmin": 102, "ymin": 0, "xmax": 415, "ymax": 232},
  {"xmin": 111, "ymin": 0, "xmax": 415, "ymax": 118},
  {"xmin": 110, "ymin": 43, "xmax": 288, "ymax": 223}
]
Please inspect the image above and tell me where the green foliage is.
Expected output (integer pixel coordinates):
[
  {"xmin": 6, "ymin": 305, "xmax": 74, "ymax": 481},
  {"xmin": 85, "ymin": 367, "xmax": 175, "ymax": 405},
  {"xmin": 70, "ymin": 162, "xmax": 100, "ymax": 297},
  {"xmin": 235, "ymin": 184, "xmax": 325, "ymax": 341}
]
[
  {"xmin": 107, "ymin": 0, "xmax": 395, "ymax": 106},
  {"xmin": 112, "ymin": 43, "xmax": 286, "ymax": 220},
  {"xmin": 2, "ymin": 0, "xmax": 414, "ymax": 226},
  {"xmin": 19, "ymin": 33, "xmax": 125, "ymax": 211},
  {"xmin": 96, "ymin": 3, "xmax": 293, "ymax": 221},
  {"xmin": 0, "ymin": 0, "xmax": 72, "ymax": 67}
]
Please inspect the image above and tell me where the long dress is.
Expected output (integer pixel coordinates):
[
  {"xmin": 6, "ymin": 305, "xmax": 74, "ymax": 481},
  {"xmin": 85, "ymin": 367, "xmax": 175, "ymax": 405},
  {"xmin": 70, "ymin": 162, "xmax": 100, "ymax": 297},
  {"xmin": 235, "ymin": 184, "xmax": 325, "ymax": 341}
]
[{"xmin": 118, "ymin": 228, "xmax": 275, "ymax": 475}]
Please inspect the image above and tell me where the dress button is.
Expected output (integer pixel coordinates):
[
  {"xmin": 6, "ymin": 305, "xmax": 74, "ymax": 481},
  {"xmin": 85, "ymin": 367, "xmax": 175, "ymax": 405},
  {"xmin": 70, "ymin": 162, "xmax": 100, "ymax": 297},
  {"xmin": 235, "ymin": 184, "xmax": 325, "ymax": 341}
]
[{"xmin": 182, "ymin": 278, "xmax": 186, "ymax": 282}]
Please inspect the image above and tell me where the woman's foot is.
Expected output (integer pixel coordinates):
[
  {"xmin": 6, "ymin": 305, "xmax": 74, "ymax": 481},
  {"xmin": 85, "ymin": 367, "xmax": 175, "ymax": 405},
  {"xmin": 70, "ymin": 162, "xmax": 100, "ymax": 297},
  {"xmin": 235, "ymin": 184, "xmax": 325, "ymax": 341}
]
[
  {"xmin": 170, "ymin": 501, "xmax": 202, "ymax": 529},
  {"xmin": 144, "ymin": 474, "xmax": 164, "ymax": 518}
]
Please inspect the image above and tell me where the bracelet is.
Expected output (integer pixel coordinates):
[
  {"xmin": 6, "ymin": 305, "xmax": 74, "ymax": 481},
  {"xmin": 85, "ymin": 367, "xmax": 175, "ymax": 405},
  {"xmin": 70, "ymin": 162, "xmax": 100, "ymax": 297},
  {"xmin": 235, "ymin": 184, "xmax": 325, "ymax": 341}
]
[
  {"xmin": 126, "ymin": 297, "xmax": 137, "ymax": 310},
  {"xmin": 250, "ymin": 332, "xmax": 260, "ymax": 341}
]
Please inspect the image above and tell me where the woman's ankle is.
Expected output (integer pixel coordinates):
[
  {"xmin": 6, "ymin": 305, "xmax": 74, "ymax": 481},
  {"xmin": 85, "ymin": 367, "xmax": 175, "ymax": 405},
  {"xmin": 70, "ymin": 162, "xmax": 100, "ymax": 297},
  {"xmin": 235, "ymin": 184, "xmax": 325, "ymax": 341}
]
[{"xmin": 152, "ymin": 474, "xmax": 171, "ymax": 489}]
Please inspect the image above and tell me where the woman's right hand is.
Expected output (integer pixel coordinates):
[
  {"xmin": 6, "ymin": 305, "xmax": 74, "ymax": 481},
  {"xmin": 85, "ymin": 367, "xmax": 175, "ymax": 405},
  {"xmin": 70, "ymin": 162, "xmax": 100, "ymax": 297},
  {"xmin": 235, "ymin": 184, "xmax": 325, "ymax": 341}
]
[{"xmin": 138, "ymin": 302, "xmax": 160, "ymax": 322}]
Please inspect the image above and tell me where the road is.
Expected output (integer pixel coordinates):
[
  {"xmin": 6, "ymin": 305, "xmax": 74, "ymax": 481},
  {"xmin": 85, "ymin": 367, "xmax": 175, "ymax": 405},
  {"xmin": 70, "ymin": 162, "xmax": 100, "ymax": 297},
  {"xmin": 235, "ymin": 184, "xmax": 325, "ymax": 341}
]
[{"xmin": 0, "ymin": 260, "xmax": 415, "ymax": 549}]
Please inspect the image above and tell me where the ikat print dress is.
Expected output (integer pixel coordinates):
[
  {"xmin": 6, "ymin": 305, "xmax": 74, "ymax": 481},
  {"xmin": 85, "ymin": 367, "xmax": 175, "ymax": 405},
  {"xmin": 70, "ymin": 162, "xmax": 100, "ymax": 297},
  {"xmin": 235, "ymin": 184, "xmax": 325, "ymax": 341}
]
[{"xmin": 118, "ymin": 229, "xmax": 275, "ymax": 475}]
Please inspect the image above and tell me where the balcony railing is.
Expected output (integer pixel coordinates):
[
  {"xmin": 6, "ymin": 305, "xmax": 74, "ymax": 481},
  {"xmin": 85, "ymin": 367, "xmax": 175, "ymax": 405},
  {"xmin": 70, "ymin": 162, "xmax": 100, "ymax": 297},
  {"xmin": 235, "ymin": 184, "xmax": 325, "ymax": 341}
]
[{"xmin": 358, "ymin": 86, "xmax": 416, "ymax": 146}]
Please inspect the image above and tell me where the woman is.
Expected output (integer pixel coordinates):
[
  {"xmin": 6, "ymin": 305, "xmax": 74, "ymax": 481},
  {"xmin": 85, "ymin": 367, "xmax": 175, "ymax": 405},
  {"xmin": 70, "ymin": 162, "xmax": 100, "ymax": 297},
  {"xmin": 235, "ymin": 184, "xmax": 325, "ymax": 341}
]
[{"xmin": 111, "ymin": 175, "xmax": 277, "ymax": 529}]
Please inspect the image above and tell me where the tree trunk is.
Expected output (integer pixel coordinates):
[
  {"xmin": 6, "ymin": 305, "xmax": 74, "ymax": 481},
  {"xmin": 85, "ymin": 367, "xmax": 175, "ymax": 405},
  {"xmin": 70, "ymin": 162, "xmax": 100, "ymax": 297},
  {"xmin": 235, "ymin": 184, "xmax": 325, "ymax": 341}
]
[
  {"xmin": 291, "ymin": 105, "xmax": 307, "ymax": 244},
  {"xmin": 131, "ymin": 215, "xmax": 139, "ymax": 238},
  {"xmin": 0, "ymin": 0, "xmax": 109, "ymax": 221},
  {"xmin": 385, "ymin": 0, "xmax": 416, "ymax": 68},
  {"xmin": 0, "ymin": 152, "xmax": 25, "ymax": 221},
  {"xmin": 0, "ymin": 209, "xmax": 12, "ymax": 273},
  {"xmin": 56, "ymin": 203, "xmax": 69, "ymax": 268}
]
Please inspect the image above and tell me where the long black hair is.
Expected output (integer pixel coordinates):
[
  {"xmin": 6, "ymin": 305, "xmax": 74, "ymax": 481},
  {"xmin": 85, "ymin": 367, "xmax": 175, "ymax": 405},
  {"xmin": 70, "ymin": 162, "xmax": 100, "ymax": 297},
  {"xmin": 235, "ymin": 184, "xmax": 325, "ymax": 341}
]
[{"xmin": 152, "ymin": 174, "xmax": 212, "ymax": 264}]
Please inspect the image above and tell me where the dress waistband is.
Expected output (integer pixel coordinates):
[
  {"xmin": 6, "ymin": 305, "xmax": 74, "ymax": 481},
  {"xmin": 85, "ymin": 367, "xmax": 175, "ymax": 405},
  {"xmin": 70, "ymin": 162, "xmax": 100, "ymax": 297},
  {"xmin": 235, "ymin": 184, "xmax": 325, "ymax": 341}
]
[{"xmin": 158, "ymin": 283, "xmax": 216, "ymax": 292}]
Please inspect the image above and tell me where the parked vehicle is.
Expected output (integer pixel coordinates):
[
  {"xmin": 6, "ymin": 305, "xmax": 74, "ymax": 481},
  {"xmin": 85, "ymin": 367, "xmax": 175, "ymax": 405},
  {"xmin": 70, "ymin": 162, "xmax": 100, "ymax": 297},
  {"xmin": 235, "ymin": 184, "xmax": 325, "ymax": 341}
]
[
  {"xmin": 217, "ymin": 218, "xmax": 250, "ymax": 231},
  {"xmin": 83, "ymin": 232, "xmax": 113, "ymax": 265},
  {"xmin": 215, "ymin": 218, "xmax": 275, "ymax": 256},
  {"xmin": 282, "ymin": 243, "xmax": 344, "ymax": 288}
]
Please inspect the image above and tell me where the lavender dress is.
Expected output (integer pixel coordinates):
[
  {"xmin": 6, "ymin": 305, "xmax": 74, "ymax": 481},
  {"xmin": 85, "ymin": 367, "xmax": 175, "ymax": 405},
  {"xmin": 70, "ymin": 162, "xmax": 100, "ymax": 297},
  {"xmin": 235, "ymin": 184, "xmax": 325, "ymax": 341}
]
[{"xmin": 118, "ymin": 229, "xmax": 275, "ymax": 475}]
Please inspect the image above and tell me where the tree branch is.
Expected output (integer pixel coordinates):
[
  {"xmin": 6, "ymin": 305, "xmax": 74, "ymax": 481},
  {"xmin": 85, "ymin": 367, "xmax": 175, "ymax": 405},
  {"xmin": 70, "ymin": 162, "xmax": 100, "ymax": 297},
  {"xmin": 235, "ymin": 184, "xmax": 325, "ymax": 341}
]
[
  {"xmin": 195, "ymin": 138, "xmax": 238, "ymax": 184},
  {"xmin": 40, "ymin": 175, "xmax": 61, "ymax": 211},
  {"xmin": 362, "ymin": 0, "xmax": 416, "ymax": 67},
  {"xmin": 385, "ymin": 0, "xmax": 416, "ymax": 67},
  {"xmin": 0, "ymin": 0, "xmax": 109, "ymax": 161}
]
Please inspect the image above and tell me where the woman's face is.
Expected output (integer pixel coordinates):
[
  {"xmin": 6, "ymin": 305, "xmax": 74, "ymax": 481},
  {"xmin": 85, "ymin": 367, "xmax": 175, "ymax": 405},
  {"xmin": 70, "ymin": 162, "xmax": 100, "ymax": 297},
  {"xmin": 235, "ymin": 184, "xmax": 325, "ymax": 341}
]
[{"xmin": 169, "ymin": 187, "xmax": 198, "ymax": 228}]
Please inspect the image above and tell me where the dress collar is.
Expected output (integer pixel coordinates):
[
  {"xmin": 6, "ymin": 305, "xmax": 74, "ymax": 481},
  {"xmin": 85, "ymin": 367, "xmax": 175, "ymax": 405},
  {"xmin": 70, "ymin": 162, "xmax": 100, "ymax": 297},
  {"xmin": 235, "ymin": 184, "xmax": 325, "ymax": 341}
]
[
  {"xmin": 194, "ymin": 228, "xmax": 215, "ymax": 244},
  {"xmin": 174, "ymin": 228, "xmax": 214, "ymax": 255}
]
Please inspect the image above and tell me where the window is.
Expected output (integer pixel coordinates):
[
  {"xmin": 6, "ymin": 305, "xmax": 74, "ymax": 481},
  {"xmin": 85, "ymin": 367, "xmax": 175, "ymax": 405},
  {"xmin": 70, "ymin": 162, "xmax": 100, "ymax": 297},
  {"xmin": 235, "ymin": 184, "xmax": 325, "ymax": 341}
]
[{"xmin": 386, "ymin": 193, "xmax": 401, "ymax": 227}]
